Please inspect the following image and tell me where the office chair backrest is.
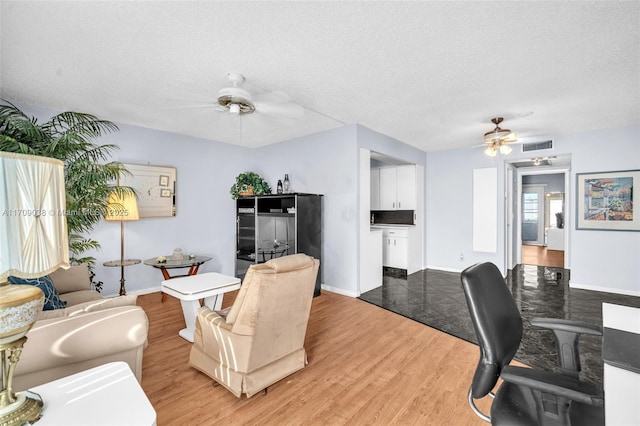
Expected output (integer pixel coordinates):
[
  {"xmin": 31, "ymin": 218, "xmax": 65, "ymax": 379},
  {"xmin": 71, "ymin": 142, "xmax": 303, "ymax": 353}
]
[{"xmin": 461, "ymin": 262, "xmax": 523, "ymax": 399}]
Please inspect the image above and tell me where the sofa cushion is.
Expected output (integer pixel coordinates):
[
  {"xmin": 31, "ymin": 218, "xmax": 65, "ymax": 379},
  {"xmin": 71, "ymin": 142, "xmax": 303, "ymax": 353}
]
[
  {"xmin": 48, "ymin": 263, "xmax": 91, "ymax": 294},
  {"xmin": 8, "ymin": 275, "xmax": 67, "ymax": 310},
  {"xmin": 37, "ymin": 295, "xmax": 138, "ymax": 321},
  {"xmin": 60, "ymin": 290, "xmax": 103, "ymax": 307}
]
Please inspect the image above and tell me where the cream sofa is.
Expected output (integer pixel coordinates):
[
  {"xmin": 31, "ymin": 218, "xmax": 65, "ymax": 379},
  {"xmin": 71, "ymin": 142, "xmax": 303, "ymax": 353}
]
[{"xmin": 13, "ymin": 264, "xmax": 149, "ymax": 391}]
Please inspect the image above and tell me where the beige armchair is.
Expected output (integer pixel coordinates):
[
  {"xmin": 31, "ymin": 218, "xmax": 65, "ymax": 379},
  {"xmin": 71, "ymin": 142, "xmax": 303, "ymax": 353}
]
[{"xmin": 189, "ymin": 254, "xmax": 319, "ymax": 398}]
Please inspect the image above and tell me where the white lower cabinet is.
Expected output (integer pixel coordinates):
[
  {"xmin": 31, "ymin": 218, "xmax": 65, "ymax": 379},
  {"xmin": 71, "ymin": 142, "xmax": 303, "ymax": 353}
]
[{"xmin": 381, "ymin": 228, "xmax": 408, "ymax": 269}]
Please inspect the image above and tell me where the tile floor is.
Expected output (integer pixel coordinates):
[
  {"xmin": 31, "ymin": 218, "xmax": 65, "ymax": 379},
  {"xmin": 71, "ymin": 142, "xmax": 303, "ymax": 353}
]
[{"xmin": 358, "ymin": 264, "xmax": 640, "ymax": 387}]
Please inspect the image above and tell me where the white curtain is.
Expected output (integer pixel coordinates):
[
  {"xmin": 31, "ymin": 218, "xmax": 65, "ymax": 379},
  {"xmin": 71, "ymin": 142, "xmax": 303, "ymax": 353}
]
[{"xmin": 0, "ymin": 152, "xmax": 70, "ymax": 280}]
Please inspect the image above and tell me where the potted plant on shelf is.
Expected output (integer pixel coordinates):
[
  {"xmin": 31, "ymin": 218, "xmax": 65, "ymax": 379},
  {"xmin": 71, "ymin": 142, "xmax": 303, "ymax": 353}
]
[{"xmin": 230, "ymin": 172, "xmax": 272, "ymax": 200}]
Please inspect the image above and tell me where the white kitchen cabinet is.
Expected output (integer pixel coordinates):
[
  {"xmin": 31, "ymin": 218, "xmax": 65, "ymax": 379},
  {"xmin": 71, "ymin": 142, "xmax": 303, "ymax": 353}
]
[
  {"xmin": 396, "ymin": 165, "xmax": 416, "ymax": 210},
  {"xmin": 370, "ymin": 168, "xmax": 380, "ymax": 210},
  {"xmin": 379, "ymin": 167, "xmax": 397, "ymax": 209},
  {"xmin": 381, "ymin": 228, "xmax": 408, "ymax": 269},
  {"xmin": 375, "ymin": 165, "xmax": 416, "ymax": 210}
]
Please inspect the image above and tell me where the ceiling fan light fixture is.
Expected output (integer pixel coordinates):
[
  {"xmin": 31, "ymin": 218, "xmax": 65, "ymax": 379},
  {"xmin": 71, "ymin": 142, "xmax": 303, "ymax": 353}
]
[
  {"xmin": 483, "ymin": 117, "xmax": 517, "ymax": 157},
  {"xmin": 217, "ymin": 86, "xmax": 255, "ymax": 114},
  {"xmin": 499, "ymin": 143, "xmax": 512, "ymax": 155},
  {"xmin": 484, "ymin": 145, "xmax": 498, "ymax": 157},
  {"xmin": 229, "ymin": 103, "xmax": 240, "ymax": 114}
]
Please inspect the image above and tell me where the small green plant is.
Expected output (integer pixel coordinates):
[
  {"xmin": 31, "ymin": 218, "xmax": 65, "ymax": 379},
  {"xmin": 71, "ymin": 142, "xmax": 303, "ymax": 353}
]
[{"xmin": 230, "ymin": 172, "xmax": 272, "ymax": 200}]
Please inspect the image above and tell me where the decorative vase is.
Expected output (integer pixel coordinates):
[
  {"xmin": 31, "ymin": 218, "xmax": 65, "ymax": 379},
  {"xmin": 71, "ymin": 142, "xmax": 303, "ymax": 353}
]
[{"xmin": 283, "ymin": 174, "xmax": 290, "ymax": 193}]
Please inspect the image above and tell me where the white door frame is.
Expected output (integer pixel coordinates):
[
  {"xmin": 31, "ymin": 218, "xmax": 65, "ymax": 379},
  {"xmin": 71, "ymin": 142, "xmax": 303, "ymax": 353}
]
[{"xmin": 511, "ymin": 165, "xmax": 571, "ymax": 269}]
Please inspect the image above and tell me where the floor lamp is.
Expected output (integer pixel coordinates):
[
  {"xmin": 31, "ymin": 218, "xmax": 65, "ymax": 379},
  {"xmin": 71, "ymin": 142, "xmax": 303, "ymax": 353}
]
[
  {"xmin": 0, "ymin": 151, "xmax": 70, "ymax": 425},
  {"xmin": 105, "ymin": 189, "xmax": 139, "ymax": 296}
]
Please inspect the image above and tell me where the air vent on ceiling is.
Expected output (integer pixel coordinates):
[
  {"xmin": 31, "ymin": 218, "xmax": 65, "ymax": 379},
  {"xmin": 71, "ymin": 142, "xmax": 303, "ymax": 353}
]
[{"xmin": 522, "ymin": 140, "xmax": 553, "ymax": 152}]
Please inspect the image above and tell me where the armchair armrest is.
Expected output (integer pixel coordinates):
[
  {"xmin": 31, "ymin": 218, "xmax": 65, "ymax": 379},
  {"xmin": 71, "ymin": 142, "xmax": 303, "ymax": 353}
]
[
  {"xmin": 16, "ymin": 306, "xmax": 148, "ymax": 377},
  {"xmin": 531, "ymin": 317, "xmax": 602, "ymax": 377},
  {"xmin": 501, "ymin": 365, "xmax": 604, "ymax": 407}
]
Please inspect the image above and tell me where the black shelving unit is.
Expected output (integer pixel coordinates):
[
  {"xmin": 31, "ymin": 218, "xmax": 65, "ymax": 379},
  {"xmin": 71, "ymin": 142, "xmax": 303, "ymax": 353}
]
[{"xmin": 235, "ymin": 193, "xmax": 322, "ymax": 296}]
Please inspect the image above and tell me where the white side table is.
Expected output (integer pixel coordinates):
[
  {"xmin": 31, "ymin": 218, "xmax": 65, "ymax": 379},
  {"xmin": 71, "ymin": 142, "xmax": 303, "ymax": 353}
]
[
  {"xmin": 30, "ymin": 362, "xmax": 156, "ymax": 425},
  {"xmin": 162, "ymin": 272, "xmax": 241, "ymax": 342}
]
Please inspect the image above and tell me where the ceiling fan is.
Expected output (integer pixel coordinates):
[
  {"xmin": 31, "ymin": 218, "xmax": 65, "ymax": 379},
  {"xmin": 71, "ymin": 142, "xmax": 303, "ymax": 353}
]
[
  {"xmin": 483, "ymin": 117, "xmax": 518, "ymax": 157},
  {"xmin": 213, "ymin": 72, "xmax": 304, "ymax": 119}
]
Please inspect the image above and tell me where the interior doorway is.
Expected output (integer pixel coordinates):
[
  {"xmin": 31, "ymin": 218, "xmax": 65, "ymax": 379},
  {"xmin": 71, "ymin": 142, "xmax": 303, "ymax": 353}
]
[{"xmin": 506, "ymin": 155, "xmax": 571, "ymax": 270}]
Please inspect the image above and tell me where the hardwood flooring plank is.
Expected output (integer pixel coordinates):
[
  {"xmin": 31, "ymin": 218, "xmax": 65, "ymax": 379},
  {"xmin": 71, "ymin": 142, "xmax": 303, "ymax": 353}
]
[
  {"xmin": 522, "ymin": 244, "xmax": 564, "ymax": 268},
  {"xmin": 138, "ymin": 290, "xmax": 497, "ymax": 425}
]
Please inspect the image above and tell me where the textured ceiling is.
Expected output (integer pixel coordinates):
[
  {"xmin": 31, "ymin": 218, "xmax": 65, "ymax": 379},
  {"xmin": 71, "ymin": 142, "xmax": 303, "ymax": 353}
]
[{"xmin": 1, "ymin": 1, "xmax": 639, "ymax": 152}]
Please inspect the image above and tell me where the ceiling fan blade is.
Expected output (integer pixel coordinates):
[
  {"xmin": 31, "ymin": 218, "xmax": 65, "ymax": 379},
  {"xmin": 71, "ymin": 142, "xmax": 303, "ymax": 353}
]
[
  {"xmin": 167, "ymin": 103, "xmax": 217, "ymax": 110},
  {"xmin": 253, "ymin": 100, "xmax": 304, "ymax": 119}
]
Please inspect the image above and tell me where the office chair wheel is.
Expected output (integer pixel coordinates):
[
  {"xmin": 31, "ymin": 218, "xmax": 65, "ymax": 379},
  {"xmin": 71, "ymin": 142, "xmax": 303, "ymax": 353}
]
[{"xmin": 212, "ymin": 381, "xmax": 219, "ymax": 388}]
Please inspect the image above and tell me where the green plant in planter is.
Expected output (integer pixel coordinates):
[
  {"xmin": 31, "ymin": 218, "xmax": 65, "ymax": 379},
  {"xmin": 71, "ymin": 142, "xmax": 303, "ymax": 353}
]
[
  {"xmin": 230, "ymin": 171, "xmax": 272, "ymax": 200},
  {"xmin": 0, "ymin": 100, "xmax": 128, "ymax": 272}
]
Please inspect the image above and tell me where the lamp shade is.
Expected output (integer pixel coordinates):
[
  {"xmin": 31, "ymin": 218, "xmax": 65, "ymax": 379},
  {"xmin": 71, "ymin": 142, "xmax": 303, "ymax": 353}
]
[
  {"xmin": 105, "ymin": 190, "xmax": 139, "ymax": 221},
  {"xmin": 0, "ymin": 152, "xmax": 70, "ymax": 281}
]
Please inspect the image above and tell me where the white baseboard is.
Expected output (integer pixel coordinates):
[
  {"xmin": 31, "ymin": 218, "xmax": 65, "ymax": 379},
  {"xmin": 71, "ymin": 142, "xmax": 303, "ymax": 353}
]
[
  {"xmin": 425, "ymin": 265, "xmax": 464, "ymax": 273},
  {"xmin": 569, "ymin": 282, "xmax": 640, "ymax": 297},
  {"xmin": 321, "ymin": 284, "xmax": 358, "ymax": 298},
  {"xmin": 102, "ymin": 286, "xmax": 161, "ymax": 299}
]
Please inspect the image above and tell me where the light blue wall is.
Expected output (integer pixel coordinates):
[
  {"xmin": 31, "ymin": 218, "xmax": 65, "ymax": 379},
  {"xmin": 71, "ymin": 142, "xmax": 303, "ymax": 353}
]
[
  {"xmin": 522, "ymin": 173, "xmax": 565, "ymax": 193},
  {"xmin": 92, "ymin": 123, "xmax": 252, "ymax": 294},
  {"xmin": 9, "ymin": 103, "xmax": 640, "ymax": 296},
  {"xmin": 254, "ymin": 125, "xmax": 360, "ymax": 293},
  {"xmin": 426, "ymin": 125, "xmax": 640, "ymax": 295},
  {"xmin": 426, "ymin": 147, "xmax": 505, "ymax": 271},
  {"xmin": 17, "ymin": 103, "xmax": 255, "ymax": 295},
  {"xmin": 561, "ymin": 125, "xmax": 640, "ymax": 294}
]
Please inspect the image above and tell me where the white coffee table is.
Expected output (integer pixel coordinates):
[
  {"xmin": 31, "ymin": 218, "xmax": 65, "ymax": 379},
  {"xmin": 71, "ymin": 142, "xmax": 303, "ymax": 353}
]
[
  {"xmin": 161, "ymin": 272, "xmax": 241, "ymax": 342},
  {"xmin": 30, "ymin": 362, "xmax": 156, "ymax": 425}
]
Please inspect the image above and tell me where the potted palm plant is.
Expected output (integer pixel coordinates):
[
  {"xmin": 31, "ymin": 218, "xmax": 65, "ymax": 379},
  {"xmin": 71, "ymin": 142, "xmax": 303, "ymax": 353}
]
[
  {"xmin": 0, "ymin": 100, "xmax": 129, "ymax": 272},
  {"xmin": 230, "ymin": 172, "xmax": 272, "ymax": 200}
]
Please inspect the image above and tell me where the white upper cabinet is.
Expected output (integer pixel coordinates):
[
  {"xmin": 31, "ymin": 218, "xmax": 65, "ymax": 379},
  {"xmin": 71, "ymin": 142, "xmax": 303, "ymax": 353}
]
[
  {"xmin": 370, "ymin": 168, "xmax": 380, "ymax": 211},
  {"xmin": 374, "ymin": 165, "xmax": 416, "ymax": 210},
  {"xmin": 395, "ymin": 165, "xmax": 416, "ymax": 210},
  {"xmin": 379, "ymin": 167, "xmax": 397, "ymax": 209}
]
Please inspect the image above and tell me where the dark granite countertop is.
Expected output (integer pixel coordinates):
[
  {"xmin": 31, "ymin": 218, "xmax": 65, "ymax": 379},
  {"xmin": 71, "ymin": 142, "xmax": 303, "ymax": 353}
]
[{"xmin": 602, "ymin": 327, "xmax": 640, "ymax": 374}]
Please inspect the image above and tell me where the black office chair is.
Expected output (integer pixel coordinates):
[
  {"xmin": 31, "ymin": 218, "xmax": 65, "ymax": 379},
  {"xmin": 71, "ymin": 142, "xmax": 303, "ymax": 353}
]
[{"xmin": 460, "ymin": 262, "xmax": 604, "ymax": 426}]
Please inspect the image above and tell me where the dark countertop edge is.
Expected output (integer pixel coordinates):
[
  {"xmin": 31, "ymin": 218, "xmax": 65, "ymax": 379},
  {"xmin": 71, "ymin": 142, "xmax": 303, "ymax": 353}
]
[
  {"xmin": 238, "ymin": 193, "xmax": 323, "ymax": 197},
  {"xmin": 602, "ymin": 327, "xmax": 640, "ymax": 374}
]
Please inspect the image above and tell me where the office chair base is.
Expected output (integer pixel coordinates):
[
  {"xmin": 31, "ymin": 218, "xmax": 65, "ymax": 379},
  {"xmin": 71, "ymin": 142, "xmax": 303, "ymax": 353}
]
[{"xmin": 468, "ymin": 386, "xmax": 493, "ymax": 423}]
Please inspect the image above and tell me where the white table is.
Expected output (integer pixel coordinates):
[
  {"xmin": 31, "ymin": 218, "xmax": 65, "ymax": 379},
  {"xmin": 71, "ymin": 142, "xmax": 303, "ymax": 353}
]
[
  {"xmin": 30, "ymin": 362, "xmax": 156, "ymax": 425},
  {"xmin": 602, "ymin": 303, "xmax": 640, "ymax": 425},
  {"xmin": 162, "ymin": 272, "xmax": 241, "ymax": 342}
]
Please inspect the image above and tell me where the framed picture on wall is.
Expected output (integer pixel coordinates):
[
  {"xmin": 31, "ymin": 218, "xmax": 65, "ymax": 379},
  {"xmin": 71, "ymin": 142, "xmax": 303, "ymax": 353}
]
[{"xmin": 576, "ymin": 169, "xmax": 639, "ymax": 231}]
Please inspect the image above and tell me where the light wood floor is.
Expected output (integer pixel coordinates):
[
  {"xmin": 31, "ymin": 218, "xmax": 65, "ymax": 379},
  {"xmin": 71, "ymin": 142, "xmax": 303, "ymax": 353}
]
[
  {"xmin": 522, "ymin": 244, "xmax": 564, "ymax": 268},
  {"xmin": 138, "ymin": 290, "xmax": 498, "ymax": 425}
]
